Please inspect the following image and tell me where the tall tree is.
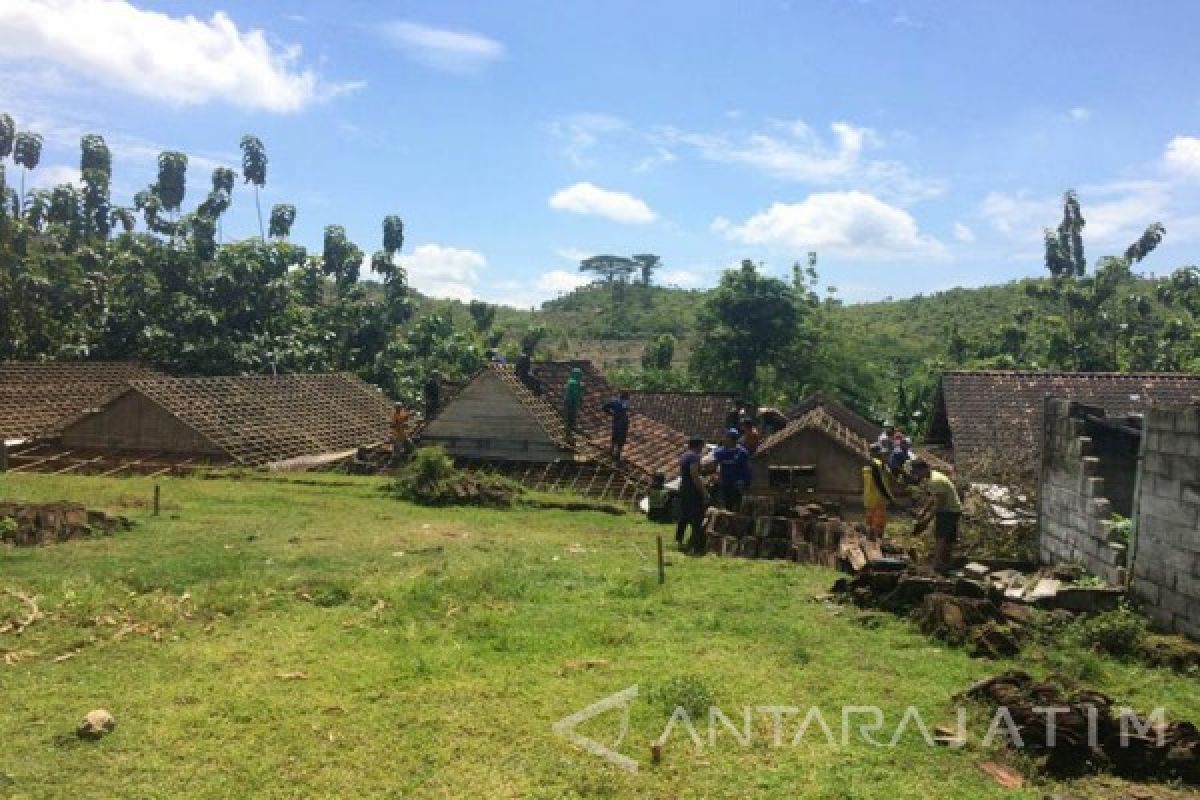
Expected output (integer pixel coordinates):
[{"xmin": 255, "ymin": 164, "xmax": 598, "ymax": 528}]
[
  {"xmin": 269, "ymin": 204, "xmax": 296, "ymax": 239},
  {"xmin": 468, "ymin": 300, "xmax": 497, "ymax": 333},
  {"xmin": 80, "ymin": 134, "xmax": 112, "ymax": 239},
  {"xmin": 580, "ymin": 254, "xmax": 637, "ymax": 327},
  {"xmin": 0, "ymin": 113, "xmax": 13, "ymax": 160},
  {"xmin": 240, "ymin": 135, "xmax": 267, "ymax": 239},
  {"xmin": 689, "ymin": 260, "xmax": 798, "ymax": 393},
  {"xmin": 13, "ymin": 131, "xmax": 42, "ymax": 214},
  {"xmin": 641, "ymin": 333, "xmax": 675, "ymax": 370},
  {"xmin": 155, "ymin": 151, "xmax": 188, "ymax": 213},
  {"xmin": 632, "ymin": 253, "xmax": 661, "ymax": 286}
]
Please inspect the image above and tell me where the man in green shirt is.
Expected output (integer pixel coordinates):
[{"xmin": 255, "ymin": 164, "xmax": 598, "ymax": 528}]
[
  {"xmin": 563, "ymin": 367, "xmax": 583, "ymax": 437},
  {"xmin": 910, "ymin": 458, "xmax": 962, "ymax": 573}
]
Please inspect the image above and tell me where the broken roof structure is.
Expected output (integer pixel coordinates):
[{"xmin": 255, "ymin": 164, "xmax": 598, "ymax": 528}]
[
  {"xmin": 534, "ymin": 360, "xmax": 690, "ymax": 478},
  {"xmin": 926, "ymin": 370, "xmax": 1200, "ymax": 475},
  {"xmin": 423, "ymin": 361, "xmax": 688, "ymax": 480},
  {"xmin": 0, "ymin": 361, "xmax": 161, "ymax": 444},
  {"xmin": 628, "ymin": 390, "xmax": 736, "ymax": 440},
  {"xmin": 57, "ymin": 373, "xmax": 391, "ymax": 467}
]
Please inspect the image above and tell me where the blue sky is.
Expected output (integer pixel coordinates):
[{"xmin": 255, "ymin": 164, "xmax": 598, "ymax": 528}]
[{"xmin": 3, "ymin": 0, "xmax": 1200, "ymax": 306}]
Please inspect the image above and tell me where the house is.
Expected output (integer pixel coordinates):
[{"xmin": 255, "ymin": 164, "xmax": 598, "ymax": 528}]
[
  {"xmin": 751, "ymin": 393, "xmax": 882, "ymax": 500},
  {"xmin": 0, "ymin": 361, "xmax": 161, "ymax": 445},
  {"xmin": 57, "ymin": 373, "xmax": 391, "ymax": 467},
  {"xmin": 420, "ymin": 366, "xmax": 573, "ymax": 463},
  {"xmin": 926, "ymin": 371, "xmax": 1200, "ymax": 477},
  {"xmin": 627, "ymin": 390, "xmax": 736, "ymax": 440}
]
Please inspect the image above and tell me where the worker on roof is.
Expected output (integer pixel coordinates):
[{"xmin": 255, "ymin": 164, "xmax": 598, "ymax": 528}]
[
  {"xmin": 713, "ymin": 428, "xmax": 752, "ymax": 511},
  {"xmin": 601, "ymin": 390, "xmax": 631, "ymax": 464},
  {"xmin": 564, "ymin": 367, "xmax": 584, "ymax": 437},
  {"xmin": 862, "ymin": 442, "xmax": 896, "ymax": 539},
  {"xmin": 515, "ymin": 350, "xmax": 542, "ymax": 395},
  {"xmin": 910, "ymin": 458, "xmax": 963, "ymax": 574}
]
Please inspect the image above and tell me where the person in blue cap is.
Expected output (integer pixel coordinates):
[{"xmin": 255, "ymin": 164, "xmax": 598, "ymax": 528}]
[{"xmin": 712, "ymin": 428, "xmax": 752, "ymax": 511}]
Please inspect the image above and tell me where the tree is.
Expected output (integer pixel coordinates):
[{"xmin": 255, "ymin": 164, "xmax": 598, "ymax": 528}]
[
  {"xmin": 383, "ymin": 215, "xmax": 404, "ymax": 257},
  {"xmin": 641, "ymin": 333, "xmax": 675, "ymax": 370},
  {"xmin": 1028, "ymin": 190, "xmax": 1168, "ymax": 370},
  {"xmin": 580, "ymin": 254, "xmax": 637, "ymax": 328},
  {"xmin": 80, "ymin": 134, "xmax": 112, "ymax": 239},
  {"xmin": 155, "ymin": 151, "xmax": 188, "ymax": 213},
  {"xmin": 468, "ymin": 300, "xmax": 497, "ymax": 333},
  {"xmin": 689, "ymin": 260, "xmax": 798, "ymax": 393},
  {"xmin": 240, "ymin": 135, "xmax": 267, "ymax": 238},
  {"xmin": 269, "ymin": 204, "xmax": 296, "ymax": 239},
  {"xmin": 13, "ymin": 131, "xmax": 42, "ymax": 213},
  {"xmin": 321, "ymin": 224, "xmax": 362, "ymax": 291},
  {"xmin": 0, "ymin": 113, "xmax": 13, "ymax": 160},
  {"xmin": 632, "ymin": 253, "xmax": 661, "ymax": 286}
]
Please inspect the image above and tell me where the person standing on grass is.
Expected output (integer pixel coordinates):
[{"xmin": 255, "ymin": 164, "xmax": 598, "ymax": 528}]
[
  {"xmin": 713, "ymin": 428, "xmax": 751, "ymax": 511},
  {"xmin": 862, "ymin": 442, "xmax": 896, "ymax": 538},
  {"xmin": 910, "ymin": 458, "xmax": 962, "ymax": 573},
  {"xmin": 563, "ymin": 367, "xmax": 584, "ymax": 436},
  {"xmin": 676, "ymin": 436, "xmax": 708, "ymax": 554},
  {"xmin": 601, "ymin": 390, "xmax": 632, "ymax": 463}
]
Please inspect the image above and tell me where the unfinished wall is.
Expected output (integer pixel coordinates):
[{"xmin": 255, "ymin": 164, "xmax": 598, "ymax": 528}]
[
  {"xmin": 1131, "ymin": 406, "xmax": 1200, "ymax": 639},
  {"xmin": 1038, "ymin": 399, "xmax": 1128, "ymax": 585}
]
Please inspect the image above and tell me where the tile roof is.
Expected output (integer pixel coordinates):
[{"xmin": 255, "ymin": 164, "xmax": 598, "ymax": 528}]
[
  {"xmin": 71, "ymin": 373, "xmax": 392, "ymax": 466},
  {"xmin": 0, "ymin": 361, "xmax": 161, "ymax": 441},
  {"xmin": 927, "ymin": 370, "xmax": 1200, "ymax": 474},
  {"xmin": 627, "ymin": 390, "xmax": 736, "ymax": 438},
  {"xmin": 757, "ymin": 405, "xmax": 872, "ymax": 462},
  {"xmin": 786, "ymin": 392, "xmax": 882, "ymax": 444},
  {"xmin": 534, "ymin": 360, "xmax": 689, "ymax": 478}
]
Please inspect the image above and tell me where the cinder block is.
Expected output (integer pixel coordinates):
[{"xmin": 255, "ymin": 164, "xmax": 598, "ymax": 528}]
[
  {"xmin": 1142, "ymin": 496, "xmax": 1197, "ymax": 528},
  {"xmin": 1176, "ymin": 410, "xmax": 1200, "ymax": 435},
  {"xmin": 1132, "ymin": 579, "xmax": 1161, "ymax": 606}
]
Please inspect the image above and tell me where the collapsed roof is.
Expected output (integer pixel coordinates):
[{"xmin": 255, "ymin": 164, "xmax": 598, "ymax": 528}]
[
  {"xmin": 59, "ymin": 373, "xmax": 392, "ymax": 466},
  {"xmin": 0, "ymin": 361, "xmax": 162, "ymax": 442}
]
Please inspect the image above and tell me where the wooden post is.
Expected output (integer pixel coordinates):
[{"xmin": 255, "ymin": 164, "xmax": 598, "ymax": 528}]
[
  {"xmin": 656, "ymin": 535, "xmax": 665, "ymax": 585},
  {"xmin": 153, "ymin": 484, "xmax": 161, "ymax": 516},
  {"xmin": 0, "ymin": 442, "xmax": 7, "ymax": 473}
]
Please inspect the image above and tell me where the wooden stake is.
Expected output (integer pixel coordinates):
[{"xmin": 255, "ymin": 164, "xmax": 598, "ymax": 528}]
[
  {"xmin": 153, "ymin": 484, "xmax": 161, "ymax": 516},
  {"xmin": 0, "ymin": 442, "xmax": 7, "ymax": 473},
  {"xmin": 656, "ymin": 535, "xmax": 665, "ymax": 585}
]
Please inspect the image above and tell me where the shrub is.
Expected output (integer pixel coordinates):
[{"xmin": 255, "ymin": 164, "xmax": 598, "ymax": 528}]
[
  {"xmin": 1071, "ymin": 604, "xmax": 1149, "ymax": 658},
  {"xmin": 647, "ymin": 674, "xmax": 715, "ymax": 718},
  {"xmin": 390, "ymin": 446, "xmax": 521, "ymax": 508}
]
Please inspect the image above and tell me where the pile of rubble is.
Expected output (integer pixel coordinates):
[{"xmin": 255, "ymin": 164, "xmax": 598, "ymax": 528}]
[
  {"xmin": 833, "ymin": 561, "xmax": 1126, "ymax": 658},
  {"xmin": 0, "ymin": 502, "xmax": 133, "ymax": 546},
  {"xmin": 702, "ymin": 499, "xmax": 905, "ymax": 568},
  {"xmin": 963, "ymin": 671, "xmax": 1200, "ymax": 784}
]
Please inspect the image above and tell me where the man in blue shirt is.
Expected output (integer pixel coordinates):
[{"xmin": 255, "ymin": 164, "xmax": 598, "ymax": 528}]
[
  {"xmin": 713, "ymin": 429, "xmax": 752, "ymax": 512},
  {"xmin": 675, "ymin": 436, "xmax": 708, "ymax": 553},
  {"xmin": 601, "ymin": 390, "xmax": 631, "ymax": 464}
]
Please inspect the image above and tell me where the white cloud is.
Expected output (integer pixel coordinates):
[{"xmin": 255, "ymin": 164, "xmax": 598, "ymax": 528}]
[
  {"xmin": 1068, "ymin": 107, "xmax": 1091, "ymax": 122},
  {"xmin": 982, "ymin": 181, "xmax": 1173, "ymax": 249},
  {"xmin": 1164, "ymin": 136, "xmax": 1200, "ymax": 179},
  {"xmin": 380, "ymin": 21, "xmax": 504, "ymax": 73},
  {"xmin": 548, "ymin": 113, "xmax": 626, "ymax": 167},
  {"xmin": 659, "ymin": 269, "xmax": 704, "ymax": 287},
  {"xmin": 405, "ymin": 243, "xmax": 486, "ymax": 301},
  {"xmin": 634, "ymin": 147, "xmax": 677, "ymax": 174},
  {"xmin": 659, "ymin": 120, "xmax": 944, "ymax": 202},
  {"xmin": 0, "ymin": 0, "xmax": 357, "ymax": 112},
  {"xmin": 29, "ymin": 164, "xmax": 81, "ymax": 189},
  {"xmin": 548, "ymin": 182, "xmax": 657, "ymax": 224},
  {"xmin": 953, "ymin": 222, "xmax": 976, "ymax": 243},
  {"xmin": 536, "ymin": 270, "xmax": 591, "ymax": 294},
  {"xmin": 716, "ymin": 190, "xmax": 947, "ymax": 260}
]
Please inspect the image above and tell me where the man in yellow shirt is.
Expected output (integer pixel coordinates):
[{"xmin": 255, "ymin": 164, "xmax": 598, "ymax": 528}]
[
  {"xmin": 862, "ymin": 443, "xmax": 896, "ymax": 538},
  {"xmin": 910, "ymin": 458, "xmax": 962, "ymax": 573}
]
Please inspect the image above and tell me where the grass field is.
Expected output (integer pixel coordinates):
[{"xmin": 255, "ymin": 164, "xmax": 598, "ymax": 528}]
[{"xmin": 1, "ymin": 473, "xmax": 1197, "ymax": 799}]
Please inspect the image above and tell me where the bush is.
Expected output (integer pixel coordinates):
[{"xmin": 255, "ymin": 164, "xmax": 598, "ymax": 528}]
[
  {"xmin": 390, "ymin": 446, "xmax": 521, "ymax": 508},
  {"xmin": 1071, "ymin": 604, "xmax": 1149, "ymax": 658},
  {"xmin": 647, "ymin": 674, "xmax": 715, "ymax": 718}
]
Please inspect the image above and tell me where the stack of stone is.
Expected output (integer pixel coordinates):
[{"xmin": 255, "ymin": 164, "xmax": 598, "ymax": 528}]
[{"xmin": 0, "ymin": 502, "xmax": 132, "ymax": 546}]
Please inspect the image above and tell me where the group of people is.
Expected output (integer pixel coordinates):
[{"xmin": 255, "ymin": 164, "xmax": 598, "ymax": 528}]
[
  {"xmin": 673, "ymin": 410, "xmax": 772, "ymax": 555},
  {"xmin": 862, "ymin": 424, "xmax": 962, "ymax": 573}
]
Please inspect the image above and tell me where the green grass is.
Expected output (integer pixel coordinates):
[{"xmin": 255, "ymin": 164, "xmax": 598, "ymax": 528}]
[{"xmin": 1, "ymin": 473, "xmax": 1197, "ymax": 799}]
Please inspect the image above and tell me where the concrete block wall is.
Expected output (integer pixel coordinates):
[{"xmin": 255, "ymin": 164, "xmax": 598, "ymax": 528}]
[
  {"xmin": 1131, "ymin": 406, "xmax": 1200, "ymax": 639},
  {"xmin": 1038, "ymin": 399, "xmax": 1129, "ymax": 585}
]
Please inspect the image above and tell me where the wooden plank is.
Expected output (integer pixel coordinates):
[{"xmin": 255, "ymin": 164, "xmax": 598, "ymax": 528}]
[
  {"xmin": 52, "ymin": 455, "xmax": 106, "ymax": 475},
  {"xmin": 9, "ymin": 449, "xmax": 74, "ymax": 472}
]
